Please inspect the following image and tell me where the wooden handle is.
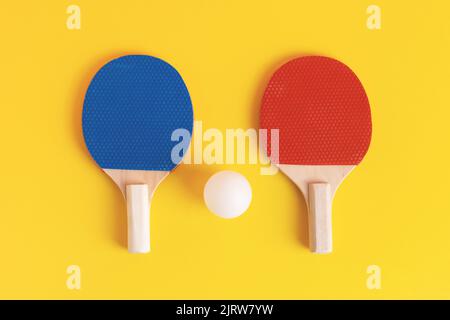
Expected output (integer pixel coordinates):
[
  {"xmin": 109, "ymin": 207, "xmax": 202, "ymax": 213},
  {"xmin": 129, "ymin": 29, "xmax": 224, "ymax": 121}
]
[
  {"xmin": 126, "ymin": 185, "xmax": 150, "ymax": 253},
  {"xmin": 308, "ymin": 183, "xmax": 332, "ymax": 254}
]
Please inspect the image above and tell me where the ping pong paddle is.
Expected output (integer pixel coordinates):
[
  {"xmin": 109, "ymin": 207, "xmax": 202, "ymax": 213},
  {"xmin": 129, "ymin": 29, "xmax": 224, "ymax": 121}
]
[
  {"xmin": 82, "ymin": 55, "xmax": 193, "ymax": 253},
  {"xmin": 260, "ymin": 56, "xmax": 372, "ymax": 254}
]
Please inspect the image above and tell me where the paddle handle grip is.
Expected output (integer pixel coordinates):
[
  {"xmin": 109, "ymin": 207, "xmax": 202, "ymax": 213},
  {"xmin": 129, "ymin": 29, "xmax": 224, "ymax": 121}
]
[
  {"xmin": 126, "ymin": 185, "xmax": 150, "ymax": 253},
  {"xmin": 308, "ymin": 183, "xmax": 332, "ymax": 254}
]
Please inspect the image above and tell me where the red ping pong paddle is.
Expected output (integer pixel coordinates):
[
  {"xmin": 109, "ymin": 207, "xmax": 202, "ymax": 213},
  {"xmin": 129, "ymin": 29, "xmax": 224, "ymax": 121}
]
[{"xmin": 260, "ymin": 56, "xmax": 372, "ymax": 254}]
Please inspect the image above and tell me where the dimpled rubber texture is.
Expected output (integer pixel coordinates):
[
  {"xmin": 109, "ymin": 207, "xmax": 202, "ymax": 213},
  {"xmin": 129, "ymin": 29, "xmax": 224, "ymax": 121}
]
[
  {"xmin": 260, "ymin": 56, "xmax": 372, "ymax": 165},
  {"xmin": 82, "ymin": 55, "xmax": 193, "ymax": 171}
]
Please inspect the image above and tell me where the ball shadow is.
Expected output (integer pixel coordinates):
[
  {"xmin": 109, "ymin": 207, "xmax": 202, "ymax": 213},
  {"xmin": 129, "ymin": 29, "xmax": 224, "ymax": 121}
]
[{"xmin": 172, "ymin": 163, "xmax": 215, "ymax": 204}]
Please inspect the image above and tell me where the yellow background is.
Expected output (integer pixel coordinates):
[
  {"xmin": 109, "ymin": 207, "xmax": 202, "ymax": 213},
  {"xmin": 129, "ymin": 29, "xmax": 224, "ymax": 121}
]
[{"xmin": 0, "ymin": 0, "xmax": 449, "ymax": 299}]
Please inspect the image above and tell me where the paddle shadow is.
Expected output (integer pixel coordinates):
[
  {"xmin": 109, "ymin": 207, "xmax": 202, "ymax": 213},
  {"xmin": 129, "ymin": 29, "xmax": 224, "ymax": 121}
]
[
  {"xmin": 72, "ymin": 51, "xmax": 148, "ymax": 249},
  {"xmin": 249, "ymin": 53, "xmax": 320, "ymax": 249}
]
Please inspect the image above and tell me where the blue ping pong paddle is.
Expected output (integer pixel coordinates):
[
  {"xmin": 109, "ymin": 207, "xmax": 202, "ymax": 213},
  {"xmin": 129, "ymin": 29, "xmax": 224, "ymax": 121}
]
[{"xmin": 82, "ymin": 55, "xmax": 193, "ymax": 253}]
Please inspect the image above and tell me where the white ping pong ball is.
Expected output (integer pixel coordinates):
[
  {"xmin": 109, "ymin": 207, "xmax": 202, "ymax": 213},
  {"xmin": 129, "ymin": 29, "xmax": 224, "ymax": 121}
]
[{"xmin": 203, "ymin": 171, "xmax": 252, "ymax": 219}]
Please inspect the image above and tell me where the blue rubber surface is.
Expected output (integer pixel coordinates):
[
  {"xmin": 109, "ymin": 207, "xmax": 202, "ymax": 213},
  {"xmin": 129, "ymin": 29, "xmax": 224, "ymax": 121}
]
[{"xmin": 82, "ymin": 55, "xmax": 193, "ymax": 171}]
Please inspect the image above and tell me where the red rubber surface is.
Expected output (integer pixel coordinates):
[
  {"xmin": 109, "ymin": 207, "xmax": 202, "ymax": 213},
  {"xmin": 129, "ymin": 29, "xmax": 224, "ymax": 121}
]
[{"xmin": 260, "ymin": 56, "xmax": 372, "ymax": 165}]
